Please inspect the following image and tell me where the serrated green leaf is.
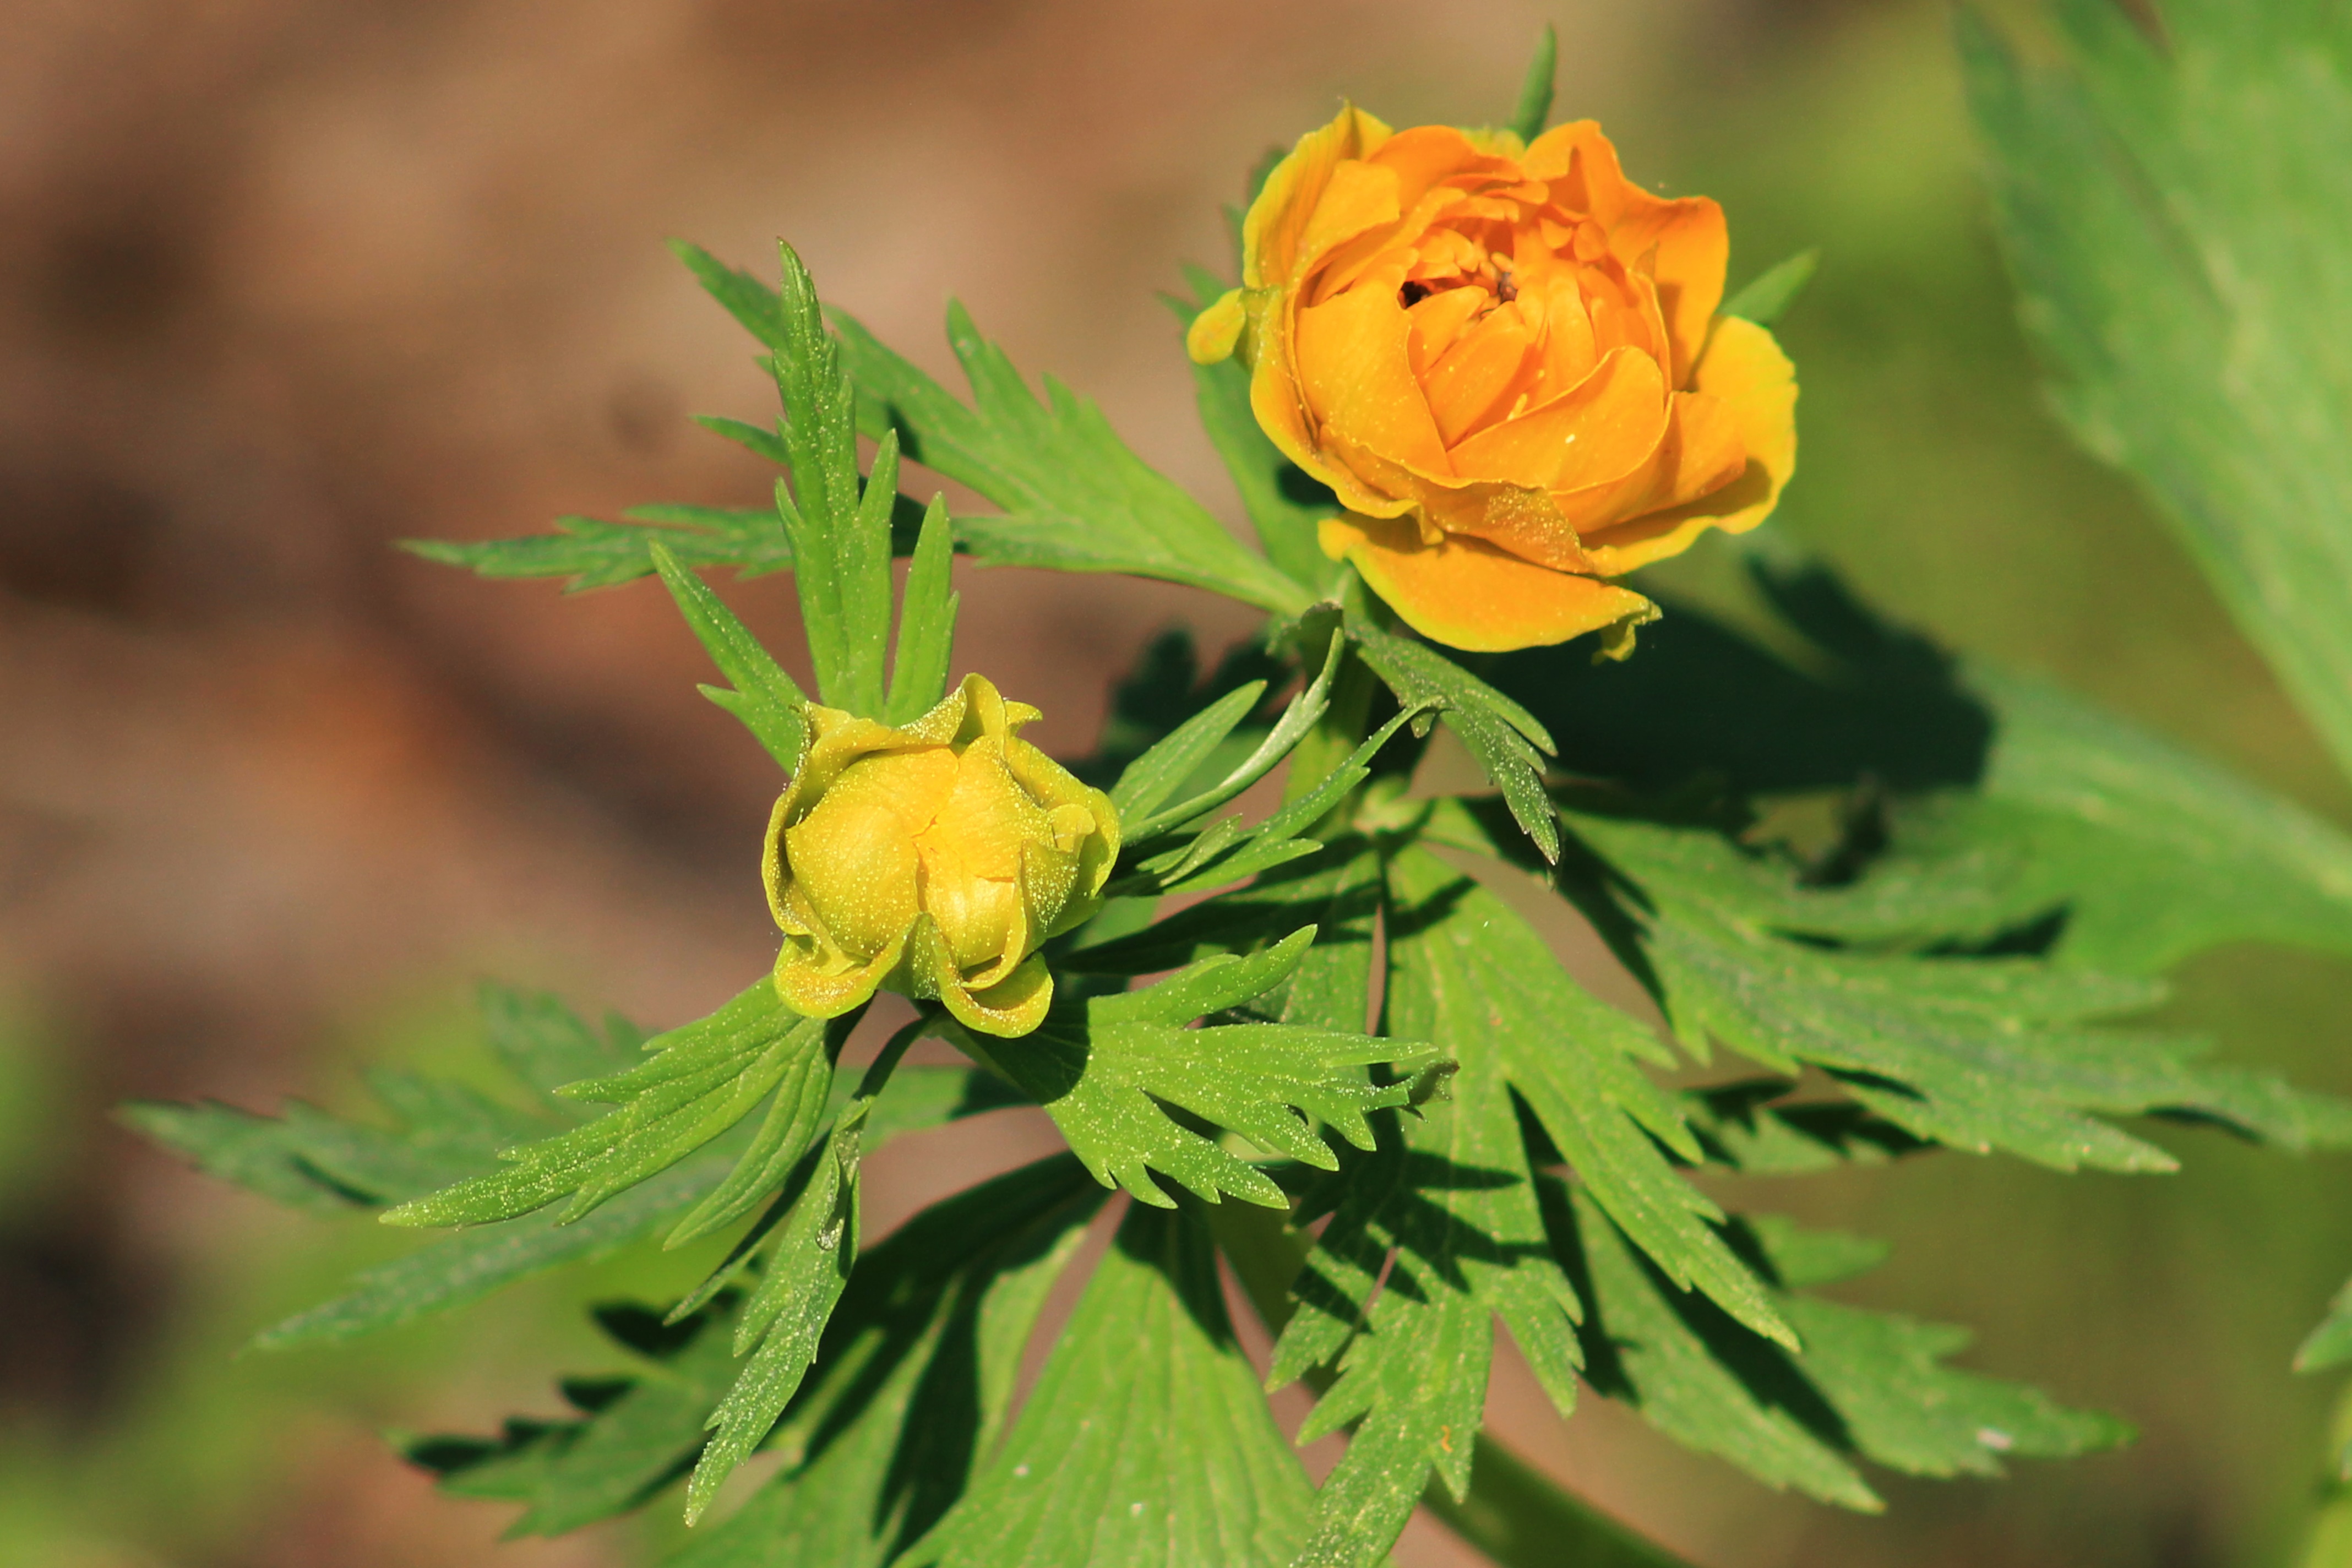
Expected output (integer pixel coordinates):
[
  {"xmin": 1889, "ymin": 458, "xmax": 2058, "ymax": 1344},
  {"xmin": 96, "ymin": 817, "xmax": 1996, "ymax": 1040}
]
[
  {"xmin": 687, "ymin": 1109, "xmax": 860, "ymax": 1521},
  {"xmin": 256, "ymin": 1155, "xmax": 732, "ymax": 1349},
  {"xmin": 382, "ymin": 983, "xmax": 841, "ymax": 1230},
  {"xmin": 254, "ymin": 1060, "xmax": 1010, "ymax": 1354},
  {"xmin": 1560, "ymin": 807, "xmax": 2352, "ymax": 1166},
  {"xmin": 664, "ymin": 1156, "xmax": 1104, "ymax": 1567},
  {"xmin": 671, "ymin": 239, "xmax": 790, "ymax": 352},
  {"xmin": 1172, "ymin": 266, "xmax": 1340, "ymax": 596},
  {"xmin": 122, "ymin": 1064, "xmax": 551, "ymax": 1214},
  {"xmin": 694, "ymin": 412, "xmax": 792, "ymax": 467},
  {"xmin": 1349, "ymin": 617, "xmax": 1561, "ymax": 862},
  {"xmin": 650, "ymin": 542, "xmax": 808, "ymax": 771},
  {"xmin": 402, "ymin": 505, "xmax": 792, "ymax": 592},
  {"xmin": 886, "ymin": 494, "xmax": 960, "ymax": 725},
  {"xmin": 1488, "ymin": 562, "xmax": 2352, "ymax": 973},
  {"xmin": 830, "ymin": 301, "xmax": 1315, "ymax": 615},
  {"xmin": 408, "ymin": 1297, "xmax": 743, "ymax": 1537},
  {"xmin": 908, "ymin": 1201, "xmax": 1314, "ymax": 1568},
  {"xmin": 966, "ymin": 929, "xmax": 1429, "ymax": 1209},
  {"xmin": 1109, "ymin": 679, "xmax": 1267, "ymax": 820},
  {"xmin": 479, "ymin": 984, "xmax": 639, "ymax": 1108},
  {"xmin": 1678, "ymin": 1079, "xmax": 1931, "ymax": 1177},
  {"xmin": 1962, "ymin": 0, "xmax": 2352, "ymax": 781},
  {"xmin": 1926, "ymin": 662, "xmax": 2352, "ymax": 973},
  {"xmin": 767, "ymin": 243, "xmax": 895, "ymax": 716},
  {"xmin": 1721, "ymin": 249, "xmax": 1820, "ymax": 328}
]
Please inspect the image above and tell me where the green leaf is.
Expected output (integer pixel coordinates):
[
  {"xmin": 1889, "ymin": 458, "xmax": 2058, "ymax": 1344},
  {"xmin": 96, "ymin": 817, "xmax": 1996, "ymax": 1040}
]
[
  {"xmin": 251, "ymin": 1063, "xmax": 1010, "ymax": 1353},
  {"xmin": 1349, "ymin": 616, "xmax": 1561, "ymax": 862},
  {"xmin": 2301, "ymin": 1282, "xmax": 2352, "ymax": 1374},
  {"xmin": 1126, "ymin": 614, "xmax": 1349, "ymax": 841},
  {"xmin": 121, "ymin": 1076, "xmax": 536, "ymax": 1214},
  {"xmin": 402, "ymin": 505, "xmax": 791, "ymax": 592},
  {"xmin": 966, "ymin": 929, "xmax": 1431, "ymax": 1210},
  {"xmin": 831, "ymin": 301, "xmax": 1315, "ymax": 615},
  {"xmin": 406, "ymin": 1297, "xmax": 743, "ymax": 1537},
  {"xmin": 1065, "ymin": 624, "xmax": 1291, "ymax": 793},
  {"xmin": 908, "ymin": 1201, "xmax": 1314, "ymax": 1568},
  {"xmin": 1173, "ymin": 265, "xmax": 1341, "ymax": 595},
  {"xmin": 1549, "ymin": 1184, "xmax": 2125, "ymax": 1507},
  {"xmin": 1274, "ymin": 848, "xmax": 1782, "ymax": 1568},
  {"xmin": 382, "ymin": 983, "xmax": 843, "ymax": 1232},
  {"xmin": 255, "ymin": 1155, "xmax": 732, "ymax": 1350},
  {"xmin": 1962, "ymin": 0, "xmax": 2352, "ymax": 780},
  {"xmin": 1925, "ymin": 662, "xmax": 2352, "ymax": 973},
  {"xmin": 1678, "ymin": 1079, "xmax": 1932, "ymax": 1177},
  {"xmin": 1721, "ymin": 249, "xmax": 1820, "ymax": 328},
  {"xmin": 1557, "ymin": 806, "xmax": 2352, "ymax": 1166},
  {"xmin": 478, "ymin": 983, "xmax": 640, "ymax": 1107},
  {"xmin": 1488, "ymin": 561, "xmax": 2352, "ymax": 973},
  {"xmin": 886, "ymin": 494, "xmax": 960, "ymax": 725},
  {"xmin": 687, "ymin": 1106, "xmax": 859, "ymax": 1520},
  {"xmin": 671, "ymin": 239, "xmax": 790, "ymax": 352},
  {"xmin": 1108, "ymin": 679, "xmax": 1268, "ymax": 821},
  {"xmin": 694, "ymin": 412, "xmax": 792, "ymax": 467},
  {"xmin": 650, "ymin": 542, "xmax": 808, "ymax": 771},
  {"xmin": 664, "ymin": 1156, "xmax": 1105, "ymax": 1567},
  {"xmin": 1509, "ymin": 23, "xmax": 1558, "ymax": 144},
  {"xmin": 769, "ymin": 243, "xmax": 895, "ymax": 716}
]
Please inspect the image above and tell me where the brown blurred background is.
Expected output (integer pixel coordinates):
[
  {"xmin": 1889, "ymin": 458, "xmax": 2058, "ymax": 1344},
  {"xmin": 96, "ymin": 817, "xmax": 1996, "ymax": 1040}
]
[{"xmin": 3, "ymin": 1, "xmax": 2350, "ymax": 1565}]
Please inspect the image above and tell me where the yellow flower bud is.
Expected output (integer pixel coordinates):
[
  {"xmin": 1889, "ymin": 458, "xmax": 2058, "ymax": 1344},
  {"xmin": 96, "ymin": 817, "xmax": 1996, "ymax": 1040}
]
[{"xmin": 763, "ymin": 673, "xmax": 1120, "ymax": 1038}]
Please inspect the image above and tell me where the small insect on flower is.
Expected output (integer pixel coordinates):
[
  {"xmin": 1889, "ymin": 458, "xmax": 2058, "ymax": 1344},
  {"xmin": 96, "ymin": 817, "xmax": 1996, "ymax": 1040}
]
[
  {"xmin": 1190, "ymin": 107, "xmax": 1798, "ymax": 655},
  {"xmin": 763, "ymin": 673, "xmax": 1120, "ymax": 1037}
]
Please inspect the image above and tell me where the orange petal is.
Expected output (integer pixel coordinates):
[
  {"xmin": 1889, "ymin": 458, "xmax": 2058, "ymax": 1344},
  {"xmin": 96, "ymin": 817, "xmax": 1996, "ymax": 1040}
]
[
  {"xmin": 1366, "ymin": 124, "xmax": 1503, "ymax": 213},
  {"xmin": 1295, "ymin": 268, "xmax": 1455, "ymax": 485},
  {"xmin": 1420, "ymin": 301, "xmax": 1537, "ymax": 446},
  {"xmin": 1580, "ymin": 315, "xmax": 1798, "ymax": 574},
  {"xmin": 1320, "ymin": 512, "xmax": 1654, "ymax": 654},
  {"xmin": 1522, "ymin": 122, "xmax": 1725, "ymax": 384},
  {"xmin": 1447, "ymin": 345, "xmax": 1666, "ymax": 493},
  {"xmin": 1242, "ymin": 105, "xmax": 1395, "ymax": 290},
  {"xmin": 1550, "ymin": 386, "xmax": 1748, "ymax": 537}
]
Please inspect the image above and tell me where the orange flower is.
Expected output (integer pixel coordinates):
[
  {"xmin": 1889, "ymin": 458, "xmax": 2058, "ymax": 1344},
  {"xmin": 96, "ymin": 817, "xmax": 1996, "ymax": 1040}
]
[{"xmin": 1189, "ymin": 107, "xmax": 1796, "ymax": 654}]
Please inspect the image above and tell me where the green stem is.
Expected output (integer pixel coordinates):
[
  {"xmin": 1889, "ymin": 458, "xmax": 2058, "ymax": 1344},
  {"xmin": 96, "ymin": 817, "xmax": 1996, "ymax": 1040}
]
[
  {"xmin": 1206, "ymin": 1203, "xmax": 1701, "ymax": 1568},
  {"xmin": 1280, "ymin": 638, "xmax": 1378, "ymax": 813}
]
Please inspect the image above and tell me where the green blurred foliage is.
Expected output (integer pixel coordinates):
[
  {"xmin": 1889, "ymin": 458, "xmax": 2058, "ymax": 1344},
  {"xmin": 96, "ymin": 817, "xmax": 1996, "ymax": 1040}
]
[{"xmin": 9, "ymin": 4, "xmax": 2352, "ymax": 1566}]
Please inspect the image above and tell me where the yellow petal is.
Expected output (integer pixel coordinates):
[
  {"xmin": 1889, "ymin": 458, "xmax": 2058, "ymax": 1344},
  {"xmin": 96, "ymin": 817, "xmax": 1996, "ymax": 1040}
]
[
  {"xmin": 939, "ymin": 952, "xmax": 1055, "ymax": 1038},
  {"xmin": 1321, "ymin": 513, "xmax": 1655, "ymax": 654},
  {"xmin": 1187, "ymin": 288, "xmax": 1245, "ymax": 365},
  {"xmin": 773, "ymin": 927, "xmax": 905, "ymax": 1021},
  {"xmin": 1243, "ymin": 105, "xmax": 1396, "ymax": 290}
]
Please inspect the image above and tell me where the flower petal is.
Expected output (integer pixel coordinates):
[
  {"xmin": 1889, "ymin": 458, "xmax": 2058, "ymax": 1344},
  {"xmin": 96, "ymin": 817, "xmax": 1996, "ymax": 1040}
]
[
  {"xmin": 1524, "ymin": 121, "xmax": 1726, "ymax": 384},
  {"xmin": 1320, "ymin": 512, "xmax": 1654, "ymax": 653},
  {"xmin": 1580, "ymin": 315, "xmax": 1798, "ymax": 574},
  {"xmin": 1295, "ymin": 266, "xmax": 1456, "ymax": 488},
  {"xmin": 1445, "ymin": 343, "xmax": 1666, "ymax": 493},
  {"xmin": 1243, "ymin": 105, "xmax": 1394, "ymax": 290}
]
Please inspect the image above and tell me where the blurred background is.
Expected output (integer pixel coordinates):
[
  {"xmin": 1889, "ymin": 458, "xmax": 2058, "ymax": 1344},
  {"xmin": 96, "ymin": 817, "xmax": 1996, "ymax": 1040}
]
[{"xmin": 3, "ymin": 0, "xmax": 2349, "ymax": 1564}]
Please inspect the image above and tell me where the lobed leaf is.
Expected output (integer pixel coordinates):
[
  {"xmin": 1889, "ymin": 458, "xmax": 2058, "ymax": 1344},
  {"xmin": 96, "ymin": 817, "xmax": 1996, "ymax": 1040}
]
[
  {"xmin": 968, "ymin": 929, "xmax": 1430, "ymax": 1210},
  {"xmin": 382, "ymin": 982, "xmax": 845, "ymax": 1232},
  {"xmin": 666, "ymin": 1156, "xmax": 1105, "ymax": 1566},
  {"xmin": 908, "ymin": 1202, "xmax": 1315, "ymax": 1568},
  {"xmin": 831, "ymin": 301, "xmax": 1315, "ymax": 615}
]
